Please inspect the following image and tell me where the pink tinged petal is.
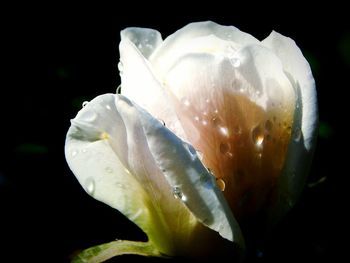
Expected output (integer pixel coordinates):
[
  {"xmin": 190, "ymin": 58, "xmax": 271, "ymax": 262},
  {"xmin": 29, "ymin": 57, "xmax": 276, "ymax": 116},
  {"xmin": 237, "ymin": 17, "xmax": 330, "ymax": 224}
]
[
  {"xmin": 119, "ymin": 33, "xmax": 187, "ymax": 140},
  {"xmin": 262, "ymin": 32, "xmax": 318, "ymax": 218},
  {"xmin": 162, "ymin": 44, "xmax": 296, "ymax": 219}
]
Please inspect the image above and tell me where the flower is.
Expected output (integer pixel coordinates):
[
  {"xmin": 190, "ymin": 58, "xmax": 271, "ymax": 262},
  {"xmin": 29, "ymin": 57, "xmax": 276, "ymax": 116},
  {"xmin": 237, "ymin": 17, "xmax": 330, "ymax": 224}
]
[{"xmin": 65, "ymin": 21, "xmax": 318, "ymax": 262}]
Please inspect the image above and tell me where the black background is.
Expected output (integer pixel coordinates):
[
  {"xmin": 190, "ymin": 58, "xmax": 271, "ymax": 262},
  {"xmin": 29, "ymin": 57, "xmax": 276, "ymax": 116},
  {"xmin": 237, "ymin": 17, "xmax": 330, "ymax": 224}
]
[{"xmin": 2, "ymin": 5, "xmax": 348, "ymax": 263}]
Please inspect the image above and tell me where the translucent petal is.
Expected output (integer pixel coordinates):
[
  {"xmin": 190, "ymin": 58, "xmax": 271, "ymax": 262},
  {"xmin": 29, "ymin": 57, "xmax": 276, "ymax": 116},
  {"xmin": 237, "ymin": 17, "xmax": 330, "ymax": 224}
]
[
  {"xmin": 65, "ymin": 94, "xmax": 174, "ymax": 255},
  {"xmin": 162, "ymin": 46, "xmax": 296, "ymax": 219},
  {"xmin": 121, "ymin": 27, "xmax": 162, "ymax": 59},
  {"xmin": 119, "ymin": 36, "xmax": 187, "ymax": 140},
  {"xmin": 262, "ymin": 32, "xmax": 318, "ymax": 219},
  {"xmin": 65, "ymin": 94, "xmax": 244, "ymax": 256},
  {"xmin": 117, "ymin": 95, "xmax": 243, "ymax": 245},
  {"xmin": 150, "ymin": 21, "xmax": 259, "ymax": 77}
]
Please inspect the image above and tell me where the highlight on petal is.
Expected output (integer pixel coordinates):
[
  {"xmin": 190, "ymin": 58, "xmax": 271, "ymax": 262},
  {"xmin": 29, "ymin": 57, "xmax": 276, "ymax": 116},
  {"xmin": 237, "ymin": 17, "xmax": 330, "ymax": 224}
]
[
  {"xmin": 65, "ymin": 93, "xmax": 244, "ymax": 259},
  {"xmin": 262, "ymin": 31, "xmax": 318, "ymax": 220},
  {"xmin": 150, "ymin": 21, "xmax": 259, "ymax": 76},
  {"xmin": 119, "ymin": 34, "xmax": 187, "ymax": 140}
]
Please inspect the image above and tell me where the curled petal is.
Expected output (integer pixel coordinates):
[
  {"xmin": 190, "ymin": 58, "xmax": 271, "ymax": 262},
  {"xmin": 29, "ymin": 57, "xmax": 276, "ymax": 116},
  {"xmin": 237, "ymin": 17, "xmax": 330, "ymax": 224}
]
[
  {"xmin": 262, "ymin": 31, "xmax": 318, "ymax": 219},
  {"xmin": 65, "ymin": 94, "xmax": 244, "ymax": 257},
  {"xmin": 119, "ymin": 34, "xmax": 187, "ymax": 140},
  {"xmin": 121, "ymin": 27, "xmax": 162, "ymax": 59},
  {"xmin": 150, "ymin": 21, "xmax": 259, "ymax": 77}
]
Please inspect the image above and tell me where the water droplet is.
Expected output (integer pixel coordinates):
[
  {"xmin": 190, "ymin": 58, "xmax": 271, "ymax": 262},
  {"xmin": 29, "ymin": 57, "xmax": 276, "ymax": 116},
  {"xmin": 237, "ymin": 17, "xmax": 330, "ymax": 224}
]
[
  {"xmin": 181, "ymin": 98, "xmax": 190, "ymax": 107},
  {"xmin": 106, "ymin": 105, "xmax": 111, "ymax": 110},
  {"xmin": 257, "ymin": 153, "xmax": 262, "ymax": 159},
  {"xmin": 71, "ymin": 149, "xmax": 78, "ymax": 157},
  {"xmin": 116, "ymin": 85, "xmax": 122, "ymax": 94},
  {"xmin": 219, "ymin": 126, "xmax": 229, "ymax": 137},
  {"xmin": 85, "ymin": 178, "xmax": 95, "ymax": 195},
  {"xmin": 205, "ymin": 98, "xmax": 210, "ymax": 104},
  {"xmin": 118, "ymin": 61, "xmax": 123, "ymax": 72},
  {"xmin": 216, "ymin": 178, "xmax": 226, "ymax": 191},
  {"xmin": 265, "ymin": 120, "xmax": 273, "ymax": 132},
  {"xmin": 201, "ymin": 120, "xmax": 208, "ymax": 125},
  {"xmin": 158, "ymin": 119, "xmax": 166, "ymax": 126},
  {"xmin": 105, "ymin": 167, "xmax": 113, "ymax": 173},
  {"xmin": 82, "ymin": 148, "xmax": 87, "ymax": 153},
  {"xmin": 82, "ymin": 101, "xmax": 89, "ymax": 108},
  {"xmin": 212, "ymin": 116, "xmax": 221, "ymax": 126},
  {"xmin": 115, "ymin": 182, "xmax": 126, "ymax": 189},
  {"xmin": 230, "ymin": 57, "xmax": 241, "ymax": 68},
  {"xmin": 173, "ymin": 186, "xmax": 186, "ymax": 201},
  {"xmin": 194, "ymin": 116, "xmax": 199, "ymax": 121},
  {"xmin": 293, "ymin": 127, "xmax": 302, "ymax": 142},
  {"xmin": 219, "ymin": 142, "xmax": 230, "ymax": 154},
  {"xmin": 81, "ymin": 110, "xmax": 97, "ymax": 122},
  {"xmin": 252, "ymin": 125, "xmax": 264, "ymax": 146}
]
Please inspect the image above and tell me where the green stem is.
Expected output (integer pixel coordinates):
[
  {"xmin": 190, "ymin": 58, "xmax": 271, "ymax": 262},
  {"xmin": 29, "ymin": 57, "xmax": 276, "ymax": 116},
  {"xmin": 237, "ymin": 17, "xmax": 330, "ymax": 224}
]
[{"xmin": 72, "ymin": 240, "xmax": 166, "ymax": 263}]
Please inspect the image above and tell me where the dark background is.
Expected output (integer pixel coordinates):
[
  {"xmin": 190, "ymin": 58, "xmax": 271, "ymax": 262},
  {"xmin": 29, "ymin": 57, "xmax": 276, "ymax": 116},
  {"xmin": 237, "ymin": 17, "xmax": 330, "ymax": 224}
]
[{"xmin": 2, "ymin": 5, "xmax": 348, "ymax": 263}]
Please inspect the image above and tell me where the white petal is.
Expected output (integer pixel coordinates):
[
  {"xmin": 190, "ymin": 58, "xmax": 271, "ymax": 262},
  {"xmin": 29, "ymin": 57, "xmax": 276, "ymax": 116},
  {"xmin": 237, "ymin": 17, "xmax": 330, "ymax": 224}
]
[
  {"xmin": 262, "ymin": 31, "xmax": 318, "ymax": 219},
  {"xmin": 262, "ymin": 31, "xmax": 318, "ymax": 151},
  {"xmin": 121, "ymin": 27, "xmax": 162, "ymax": 59},
  {"xmin": 65, "ymin": 94, "xmax": 244, "ymax": 255},
  {"xmin": 119, "ymin": 36, "xmax": 187, "ymax": 140},
  {"xmin": 150, "ymin": 21, "xmax": 259, "ymax": 77},
  {"xmin": 163, "ymin": 44, "xmax": 295, "ymax": 119},
  {"xmin": 65, "ymin": 94, "xmax": 175, "ymax": 254},
  {"xmin": 123, "ymin": 96, "xmax": 243, "ymax": 244}
]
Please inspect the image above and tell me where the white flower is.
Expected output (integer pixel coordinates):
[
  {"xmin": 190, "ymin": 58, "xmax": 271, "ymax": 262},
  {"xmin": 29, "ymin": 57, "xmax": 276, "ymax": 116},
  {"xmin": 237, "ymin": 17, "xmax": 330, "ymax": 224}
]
[{"xmin": 65, "ymin": 21, "xmax": 317, "ymax": 262}]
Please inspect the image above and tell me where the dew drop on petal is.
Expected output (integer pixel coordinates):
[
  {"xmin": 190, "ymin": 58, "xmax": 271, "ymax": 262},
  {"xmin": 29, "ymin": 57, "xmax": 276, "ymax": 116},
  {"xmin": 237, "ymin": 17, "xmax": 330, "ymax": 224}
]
[
  {"xmin": 105, "ymin": 167, "xmax": 113, "ymax": 173},
  {"xmin": 85, "ymin": 177, "xmax": 95, "ymax": 196},
  {"xmin": 293, "ymin": 127, "xmax": 302, "ymax": 142},
  {"xmin": 116, "ymin": 85, "xmax": 122, "ymax": 94},
  {"xmin": 105, "ymin": 105, "xmax": 111, "ymax": 110},
  {"xmin": 71, "ymin": 149, "xmax": 78, "ymax": 157},
  {"xmin": 82, "ymin": 148, "xmax": 87, "ymax": 153},
  {"xmin": 216, "ymin": 178, "xmax": 226, "ymax": 191},
  {"xmin": 219, "ymin": 126, "xmax": 229, "ymax": 137},
  {"xmin": 173, "ymin": 186, "xmax": 186, "ymax": 201},
  {"xmin": 81, "ymin": 110, "xmax": 97, "ymax": 122},
  {"xmin": 252, "ymin": 125, "xmax": 264, "ymax": 146},
  {"xmin": 118, "ymin": 61, "xmax": 124, "ymax": 72},
  {"xmin": 230, "ymin": 57, "xmax": 241, "ymax": 68},
  {"xmin": 82, "ymin": 101, "xmax": 89, "ymax": 108}
]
